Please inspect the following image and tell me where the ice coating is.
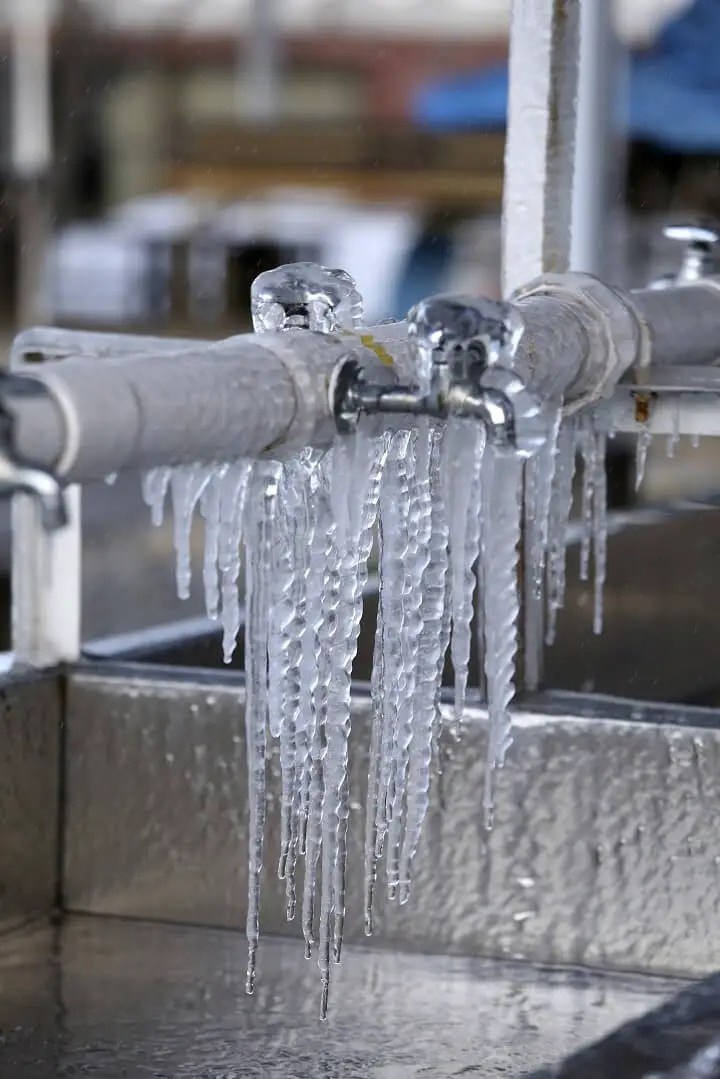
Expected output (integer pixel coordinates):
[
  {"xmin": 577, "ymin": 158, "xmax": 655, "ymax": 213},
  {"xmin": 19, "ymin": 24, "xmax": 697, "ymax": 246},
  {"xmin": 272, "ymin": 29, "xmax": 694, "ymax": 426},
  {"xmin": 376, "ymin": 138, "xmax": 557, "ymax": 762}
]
[
  {"xmin": 140, "ymin": 264, "xmax": 631, "ymax": 1018},
  {"xmin": 251, "ymin": 261, "xmax": 363, "ymax": 334}
]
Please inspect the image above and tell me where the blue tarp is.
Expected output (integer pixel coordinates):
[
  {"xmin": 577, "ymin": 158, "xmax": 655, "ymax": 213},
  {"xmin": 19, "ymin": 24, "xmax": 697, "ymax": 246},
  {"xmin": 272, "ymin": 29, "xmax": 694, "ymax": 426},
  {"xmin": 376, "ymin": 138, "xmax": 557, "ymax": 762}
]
[{"xmin": 413, "ymin": 0, "xmax": 720, "ymax": 153}]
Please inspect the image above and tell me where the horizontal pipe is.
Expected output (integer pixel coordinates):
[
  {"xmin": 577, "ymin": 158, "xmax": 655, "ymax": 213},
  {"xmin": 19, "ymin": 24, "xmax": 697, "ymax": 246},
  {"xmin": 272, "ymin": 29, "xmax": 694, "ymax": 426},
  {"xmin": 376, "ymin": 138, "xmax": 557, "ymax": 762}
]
[
  {"xmin": 7, "ymin": 279, "xmax": 720, "ymax": 484},
  {"xmin": 632, "ymin": 284, "xmax": 720, "ymax": 367}
]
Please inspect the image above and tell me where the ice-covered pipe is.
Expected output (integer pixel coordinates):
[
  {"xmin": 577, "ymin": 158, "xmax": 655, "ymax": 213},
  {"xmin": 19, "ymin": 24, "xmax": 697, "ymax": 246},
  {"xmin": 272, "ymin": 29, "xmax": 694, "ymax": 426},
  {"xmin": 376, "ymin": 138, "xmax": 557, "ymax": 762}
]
[{"xmin": 8, "ymin": 275, "xmax": 720, "ymax": 485}]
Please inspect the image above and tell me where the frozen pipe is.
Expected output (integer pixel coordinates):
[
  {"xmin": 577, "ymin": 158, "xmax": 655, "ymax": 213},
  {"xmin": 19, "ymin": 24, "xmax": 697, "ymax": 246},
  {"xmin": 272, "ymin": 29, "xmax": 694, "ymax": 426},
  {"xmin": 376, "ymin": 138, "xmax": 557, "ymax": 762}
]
[
  {"xmin": 8, "ymin": 279, "xmax": 720, "ymax": 485},
  {"xmin": 10, "ymin": 328, "xmax": 204, "ymax": 367}
]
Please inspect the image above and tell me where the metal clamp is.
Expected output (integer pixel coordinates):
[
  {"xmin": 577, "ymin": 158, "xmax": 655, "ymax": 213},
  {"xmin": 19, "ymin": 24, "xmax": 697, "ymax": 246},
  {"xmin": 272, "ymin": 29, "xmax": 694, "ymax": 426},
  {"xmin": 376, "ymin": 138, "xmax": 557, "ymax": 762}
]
[
  {"xmin": 0, "ymin": 373, "xmax": 67, "ymax": 532},
  {"xmin": 331, "ymin": 294, "xmax": 549, "ymax": 457}
]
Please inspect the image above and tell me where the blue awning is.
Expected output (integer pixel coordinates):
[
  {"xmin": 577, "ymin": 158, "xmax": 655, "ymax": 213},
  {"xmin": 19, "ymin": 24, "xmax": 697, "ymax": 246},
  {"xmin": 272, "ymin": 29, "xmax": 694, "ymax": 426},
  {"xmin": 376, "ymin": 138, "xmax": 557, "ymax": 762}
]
[{"xmin": 413, "ymin": 0, "xmax": 720, "ymax": 154}]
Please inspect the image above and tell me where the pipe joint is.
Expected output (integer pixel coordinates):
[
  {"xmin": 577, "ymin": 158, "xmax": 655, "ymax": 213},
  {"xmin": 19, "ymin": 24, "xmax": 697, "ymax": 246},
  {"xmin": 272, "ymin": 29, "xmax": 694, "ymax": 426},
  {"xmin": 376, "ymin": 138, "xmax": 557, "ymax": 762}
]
[{"xmin": 514, "ymin": 272, "xmax": 649, "ymax": 413}]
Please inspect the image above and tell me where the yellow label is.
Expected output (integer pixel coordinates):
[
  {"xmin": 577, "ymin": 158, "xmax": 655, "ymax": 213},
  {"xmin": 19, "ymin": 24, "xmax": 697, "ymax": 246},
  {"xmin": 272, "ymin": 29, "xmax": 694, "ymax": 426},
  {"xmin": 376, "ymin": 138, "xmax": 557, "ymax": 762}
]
[{"xmin": 342, "ymin": 330, "xmax": 394, "ymax": 368}]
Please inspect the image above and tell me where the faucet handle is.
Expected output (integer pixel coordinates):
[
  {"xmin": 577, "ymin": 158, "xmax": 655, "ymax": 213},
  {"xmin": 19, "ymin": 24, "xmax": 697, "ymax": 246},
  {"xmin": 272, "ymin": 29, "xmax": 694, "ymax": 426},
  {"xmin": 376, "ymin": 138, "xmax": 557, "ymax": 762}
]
[
  {"xmin": 408, "ymin": 294, "xmax": 524, "ymax": 397},
  {"xmin": 250, "ymin": 262, "xmax": 363, "ymax": 334},
  {"xmin": 660, "ymin": 221, "xmax": 720, "ymax": 284},
  {"xmin": 0, "ymin": 373, "xmax": 67, "ymax": 532}
]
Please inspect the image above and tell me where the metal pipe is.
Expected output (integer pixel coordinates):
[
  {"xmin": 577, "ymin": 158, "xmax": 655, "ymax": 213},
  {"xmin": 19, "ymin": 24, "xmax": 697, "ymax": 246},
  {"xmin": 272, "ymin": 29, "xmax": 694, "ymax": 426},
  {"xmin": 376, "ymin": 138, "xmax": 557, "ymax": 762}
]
[
  {"xmin": 631, "ymin": 285, "xmax": 720, "ymax": 366},
  {"xmin": 570, "ymin": 0, "xmax": 613, "ymax": 276},
  {"xmin": 8, "ymin": 278, "xmax": 720, "ymax": 485},
  {"xmin": 502, "ymin": 0, "xmax": 581, "ymax": 297}
]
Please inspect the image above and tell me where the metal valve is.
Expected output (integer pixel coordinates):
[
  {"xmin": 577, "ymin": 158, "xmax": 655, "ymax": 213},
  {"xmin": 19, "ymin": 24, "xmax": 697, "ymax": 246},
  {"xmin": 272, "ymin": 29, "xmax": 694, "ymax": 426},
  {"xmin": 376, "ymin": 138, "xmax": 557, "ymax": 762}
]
[
  {"xmin": 650, "ymin": 222, "xmax": 720, "ymax": 289},
  {"xmin": 0, "ymin": 373, "xmax": 67, "ymax": 532},
  {"xmin": 331, "ymin": 293, "xmax": 549, "ymax": 456}
]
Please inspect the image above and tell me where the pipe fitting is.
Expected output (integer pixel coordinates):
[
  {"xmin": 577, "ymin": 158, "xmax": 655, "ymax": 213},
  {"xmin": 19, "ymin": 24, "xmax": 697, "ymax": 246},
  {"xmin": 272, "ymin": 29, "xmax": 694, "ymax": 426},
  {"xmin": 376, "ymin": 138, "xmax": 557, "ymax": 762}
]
[{"xmin": 513, "ymin": 272, "xmax": 649, "ymax": 414}]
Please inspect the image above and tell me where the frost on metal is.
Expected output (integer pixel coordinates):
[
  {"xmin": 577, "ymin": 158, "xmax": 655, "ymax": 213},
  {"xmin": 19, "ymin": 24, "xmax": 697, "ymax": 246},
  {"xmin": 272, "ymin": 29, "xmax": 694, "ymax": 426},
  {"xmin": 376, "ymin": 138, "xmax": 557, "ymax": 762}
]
[{"xmin": 140, "ymin": 264, "xmax": 621, "ymax": 1019}]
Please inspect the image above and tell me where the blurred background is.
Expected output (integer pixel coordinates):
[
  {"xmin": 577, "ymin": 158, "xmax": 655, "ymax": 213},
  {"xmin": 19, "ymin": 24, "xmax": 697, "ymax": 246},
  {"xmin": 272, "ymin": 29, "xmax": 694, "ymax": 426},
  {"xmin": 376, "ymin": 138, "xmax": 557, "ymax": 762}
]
[{"xmin": 3, "ymin": 0, "xmax": 720, "ymax": 702}]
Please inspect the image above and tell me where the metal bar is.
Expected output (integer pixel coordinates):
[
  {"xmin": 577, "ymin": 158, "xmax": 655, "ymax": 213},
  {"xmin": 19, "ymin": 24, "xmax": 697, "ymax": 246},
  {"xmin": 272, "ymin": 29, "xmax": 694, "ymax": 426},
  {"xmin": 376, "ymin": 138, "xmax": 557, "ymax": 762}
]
[
  {"xmin": 502, "ymin": 0, "xmax": 581, "ymax": 298},
  {"xmin": 242, "ymin": 0, "xmax": 282, "ymax": 123},
  {"xmin": 502, "ymin": 0, "xmax": 582, "ymax": 692},
  {"xmin": 570, "ymin": 0, "xmax": 613, "ymax": 277}
]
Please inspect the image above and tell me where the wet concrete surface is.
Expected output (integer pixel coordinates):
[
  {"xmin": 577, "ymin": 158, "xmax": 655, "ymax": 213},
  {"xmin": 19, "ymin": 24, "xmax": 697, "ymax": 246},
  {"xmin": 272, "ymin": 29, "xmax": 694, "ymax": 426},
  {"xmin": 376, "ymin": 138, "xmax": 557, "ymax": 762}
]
[{"xmin": 0, "ymin": 916, "xmax": 679, "ymax": 1078}]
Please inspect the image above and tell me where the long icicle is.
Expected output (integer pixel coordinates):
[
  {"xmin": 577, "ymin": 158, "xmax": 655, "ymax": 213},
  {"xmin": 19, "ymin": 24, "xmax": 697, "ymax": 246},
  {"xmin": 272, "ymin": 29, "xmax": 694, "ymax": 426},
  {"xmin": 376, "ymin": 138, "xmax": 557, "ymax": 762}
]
[
  {"xmin": 523, "ymin": 406, "xmax": 562, "ymax": 690},
  {"xmin": 300, "ymin": 458, "xmax": 333, "ymax": 961},
  {"xmin": 592, "ymin": 427, "xmax": 609, "ymax": 636},
  {"xmin": 397, "ymin": 425, "xmax": 449, "ymax": 904},
  {"xmin": 443, "ymin": 419, "xmax": 484, "ymax": 723},
  {"xmin": 373, "ymin": 431, "xmax": 412, "ymax": 869},
  {"xmin": 386, "ymin": 424, "xmax": 433, "ymax": 897},
  {"xmin": 332, "ymin": 432, "xmax": 388, "ymax": 963},
  {"xmin": 481, "ymin": 449, "xmax": 524, "ymax": 830},
  {"xmin": 244, "ymin": 465, "xmax": 281, "ymax": 995},
  {"xmin": 282, "ymin": 452, "xmax": 320, "ymax": 919},
  {"xmin": 578, "ymin": 417, "xmax": 597, "ymax": 583},
  {"xmin": 545, "ymin": 418, "xmax": 578, "ymax": 645}
]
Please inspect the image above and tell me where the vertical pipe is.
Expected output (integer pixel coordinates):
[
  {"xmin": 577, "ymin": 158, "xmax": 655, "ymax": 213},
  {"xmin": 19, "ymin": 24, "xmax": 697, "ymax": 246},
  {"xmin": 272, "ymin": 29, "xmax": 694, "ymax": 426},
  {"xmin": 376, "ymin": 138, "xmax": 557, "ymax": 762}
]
[
  {"xmin": 11, "ymin": 0, "xmax": 53, "ymax": 329},
  {"xmin": 10, "ymin": 0, "xmax": 82, "ymax": 669},
  {"xmin": 501, "ymin": 0, "xmax": 582, "ymax": 692},
  {"xmin": 502, "ymin": 0, "xmax": 582, "ymax": 298},
  {"xmin": 570, "ymin": 0, "xmax": 613, "ymax": 276},
  {"xmin": 241, "ymin": 0, "xmax": 282, "ymax": 123}
]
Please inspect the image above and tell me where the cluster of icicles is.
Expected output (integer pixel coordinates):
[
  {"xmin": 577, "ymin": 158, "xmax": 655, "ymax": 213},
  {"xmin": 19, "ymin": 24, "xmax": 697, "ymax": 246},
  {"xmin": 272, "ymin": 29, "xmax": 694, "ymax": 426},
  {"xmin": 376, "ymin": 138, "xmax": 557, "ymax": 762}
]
[{"xmin": 135, "ymin": 273, "xmax": 672, "ymax": 1020}]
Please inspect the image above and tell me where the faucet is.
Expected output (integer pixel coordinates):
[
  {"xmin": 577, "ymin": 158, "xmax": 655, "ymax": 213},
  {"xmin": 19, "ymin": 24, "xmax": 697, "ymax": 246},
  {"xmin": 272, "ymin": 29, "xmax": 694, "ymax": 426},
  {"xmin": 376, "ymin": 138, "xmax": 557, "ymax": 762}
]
[
  {"xmin": 332, "ymin": 293, "xmax": 551, "ymax": 458},
  {"xmin": 0, "ymin": 372, "xmax": 67, "ymax": 532}
]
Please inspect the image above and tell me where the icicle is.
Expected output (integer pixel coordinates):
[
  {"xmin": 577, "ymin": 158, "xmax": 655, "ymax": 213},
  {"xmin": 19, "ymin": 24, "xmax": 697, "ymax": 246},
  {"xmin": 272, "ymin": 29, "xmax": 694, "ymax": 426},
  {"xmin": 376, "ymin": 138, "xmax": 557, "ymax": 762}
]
[
  {"xmin": 141, "ymin": 466, "xmax": 171, "ymax": 528},
  {"xmin": 397, "ymin": 426, "xmax": 449, "ymax": 905},
  {"xmin": 481, "ymin": 450, "xmax": 524, "ymax": 829},
  {"xmin": 545, "ymin": 419, "xmax": 578, "ymax": 645},
  {"xmin": 667, "ymin": 400, "xmax": 681, "ymax": 458},
  {"xmin": 373, "ymin": 431, "xmax": 412, "ymax": 872},
  {"xmin": 523, "ymin": 406, "xmax": 562, "ymax": 691},
  {"xmin": 170, "ymin": 464, "xmax": 212, "ymax": 600},
  {"xmin": 578, "ymin": 418, "xmax": 597, "ymax": 583},
  {"xmin": 243, "ymin": 466, "xmax": 280, "ymax": 996},
  {"xmin": 592, "ymin": 430, "xmax": 608, "ymax": 636},
  {"xmin": 385, "ymin": 423, "xmax": 433, "ymax": 897},
  {"xmin": 301, "ymin": 459, "xmax": 333, "ymax": 961},
  {"xmin": 331, "ymin": 432, "xmax": 387, "ymax": 964},
  {"xmin": 278, "ymin": 452, "xmax": 321, "ymax": 919},
  {"xmin": 635, "ymin": 428, "xmax": 652, "ymax": 492},
  {"xmin": 218, "ymin": 461, "xmax": 253, "ymax": 662},
  {"xmin": 200, "ymin": 466, "xmax": 227, "ymax": 621},
  {"xmin": 364, "ymin": 600, "xmax": 384, "ymax": 936},
  {"xmin": 443, "ymin": 419, "xmax": 485, "ymax": 723},
  {"xmin": 317, "ymin": 432, "xmax": 384, "ymax": 1015}
]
